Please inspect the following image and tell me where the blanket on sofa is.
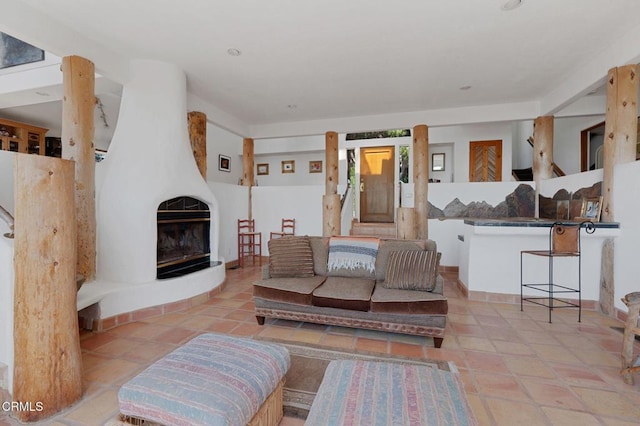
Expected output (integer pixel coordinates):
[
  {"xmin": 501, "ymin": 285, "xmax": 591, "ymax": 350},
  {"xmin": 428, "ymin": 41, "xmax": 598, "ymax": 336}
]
[{"xmin": 327, "ymin": 236, "xmax": 379, "ymax": 273}]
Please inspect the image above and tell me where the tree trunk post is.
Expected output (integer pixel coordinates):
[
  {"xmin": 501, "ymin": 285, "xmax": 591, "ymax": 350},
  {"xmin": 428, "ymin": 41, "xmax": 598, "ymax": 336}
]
[
  {"xmin": 243, "ymin": 138, "xmax": 254, "ymax": 220},
  {"xmin": 413, "ymin": 124, "xmax": 429, "ymax": 239},
  {"xmin": 188, "ymin": 111, "xmax": 207, "ymax": 179},
  {"xmin": 324, "ymin": 131, "xmax": 340, "ymax": 236},
  {"xmin": 61, "ymin": 55, "xmax": 96, "ymax": 281},
  {"xmin": 533, "ymin": 116, "xmax": 554, "ymax": 218},
  {"xmin": 13, "ymin": 155, "xmax": 82, "ymax": 421},
  {"xmin": 600, "ymin": 64, "xmax": 639, "ymax": 315}
]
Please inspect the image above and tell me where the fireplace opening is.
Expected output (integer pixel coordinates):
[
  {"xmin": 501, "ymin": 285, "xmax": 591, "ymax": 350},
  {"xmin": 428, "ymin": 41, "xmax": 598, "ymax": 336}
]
[{"xmin": 157, "ymin": 196, "xmax": 210, "ymax": 279}]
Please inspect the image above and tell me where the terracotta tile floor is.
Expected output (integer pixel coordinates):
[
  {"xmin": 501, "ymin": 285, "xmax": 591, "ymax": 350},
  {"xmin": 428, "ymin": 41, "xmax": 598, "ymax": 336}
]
[{"xmin": 2, "ymin": 267, "xmax": 640, "ymax": 425}]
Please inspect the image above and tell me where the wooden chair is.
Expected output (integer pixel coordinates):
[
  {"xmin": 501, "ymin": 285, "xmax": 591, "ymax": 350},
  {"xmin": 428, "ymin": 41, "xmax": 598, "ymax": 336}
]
[
  {"xmin": 270, "ymin": 218, "xmax": 296, "ymax": 240},
  {"xmin": 520, "ymin": 222, "xmax": 584, "ymax": 323},
  {"xmin": 237, "ymin": 219, "xmax": 262, "ymax": 267}
]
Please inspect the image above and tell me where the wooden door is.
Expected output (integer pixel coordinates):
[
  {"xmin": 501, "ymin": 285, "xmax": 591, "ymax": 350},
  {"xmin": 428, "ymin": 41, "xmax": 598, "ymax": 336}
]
[
  {"xmin": 469, "ymin": 140, "xmax": 502, "ymax": 182},
  {"xmin": 360, "ymin": 146, "xmax": 395, "ymax": 223}
]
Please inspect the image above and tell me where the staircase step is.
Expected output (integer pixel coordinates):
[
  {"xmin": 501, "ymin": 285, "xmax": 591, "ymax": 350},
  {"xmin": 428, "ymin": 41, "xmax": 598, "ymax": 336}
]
[{"xmin": 351, "ymin": 222, "xmax": 397, "ymax": 238}]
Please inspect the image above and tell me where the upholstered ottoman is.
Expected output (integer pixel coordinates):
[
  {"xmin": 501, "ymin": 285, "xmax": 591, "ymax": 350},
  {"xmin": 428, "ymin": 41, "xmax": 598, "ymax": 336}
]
[
  {"xmin": 306, "ymin": 360, "xmax": 477, "ymax": 426},
  {"xmin": 118, "ymin": 333, "xmax": 290, "ymax": 426}
]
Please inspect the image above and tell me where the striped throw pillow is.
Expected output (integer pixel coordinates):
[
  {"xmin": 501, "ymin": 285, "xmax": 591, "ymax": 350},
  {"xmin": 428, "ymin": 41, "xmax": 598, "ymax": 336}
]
[
  {"xmin": 268, "ymin": 236, "xmax": 315, "ymax": 278},
  {"xmin": 383, "ymin": 250, "xmax": 440, "ymax": 291}
]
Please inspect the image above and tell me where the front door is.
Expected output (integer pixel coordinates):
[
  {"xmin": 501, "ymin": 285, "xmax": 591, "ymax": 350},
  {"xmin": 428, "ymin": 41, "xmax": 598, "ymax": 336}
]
[{"xmin": 360, "ymin": 146, "xmax": 395, "ymax": 223}]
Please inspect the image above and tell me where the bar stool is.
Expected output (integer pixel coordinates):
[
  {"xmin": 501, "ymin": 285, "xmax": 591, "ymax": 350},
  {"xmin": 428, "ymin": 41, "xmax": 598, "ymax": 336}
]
[
  {"xmin": 521, "ymin": 222, "xmax": 593, "ymax": 323},
  {"xmin": 621, "ymin": 292, "xmax": 640, "ymax": 385},
  {"xmin": 237, "ymin": 219, "xmax": 262, "ymax": 267}
]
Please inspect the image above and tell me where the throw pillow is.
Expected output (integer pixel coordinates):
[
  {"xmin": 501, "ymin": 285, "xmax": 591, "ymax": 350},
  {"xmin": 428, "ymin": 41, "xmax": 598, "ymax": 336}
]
[
  {"xmin": 383, "ymin": 250, "xmax": 440, "ymax": 291},
  {"xmin": 268, "ymin": 236, "xmax": 315, "ymax": 278}
]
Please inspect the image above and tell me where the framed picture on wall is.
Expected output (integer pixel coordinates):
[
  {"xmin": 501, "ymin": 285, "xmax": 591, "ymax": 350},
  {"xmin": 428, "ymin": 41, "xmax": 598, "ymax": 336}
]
[
  {"xmin": 282, "ymin": 160, "xmax": 295, "ymax": 173},
  {"xmin": 218, "ymin": 154, "xmax": 230, "ymax": 172},
  {"xmin": 431, "ymin": 153, "xmax": 445, "ymax": 171},
  {"xmin": 309, "ymin": 160, "xmax": 322, "ymax": 173},
  {"xmin": 257, "ymin": 163, "xmax": 269, "ymax": 175}
]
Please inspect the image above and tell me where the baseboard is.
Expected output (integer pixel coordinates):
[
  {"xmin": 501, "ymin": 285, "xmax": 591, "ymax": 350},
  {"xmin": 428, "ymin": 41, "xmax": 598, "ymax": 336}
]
[{"xmin": 0, "ymin": 362, "xmax": 9, "ymax": 403}]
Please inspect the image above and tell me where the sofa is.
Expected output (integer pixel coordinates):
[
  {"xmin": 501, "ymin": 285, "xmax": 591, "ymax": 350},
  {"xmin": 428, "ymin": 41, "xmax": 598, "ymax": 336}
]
[{"xmin": 253, "ymin": 235, "xmax": 448, "ymax": 348}]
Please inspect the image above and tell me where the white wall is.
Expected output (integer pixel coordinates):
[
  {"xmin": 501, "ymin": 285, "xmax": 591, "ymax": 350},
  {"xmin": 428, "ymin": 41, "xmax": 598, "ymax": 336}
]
[
  {"xmin": 429, "ymin": 122, "xmax": 514, "ymax": 183},
  {"xmin": 253, "ymin": 151, "xmax": 325, "ymax": 187},
  {"xmin": 512, "ymin": 120, "xmax": 534, "ymax": 170},
  {"xmin": 208, "ymin": 182, "xmax": 248, "ymax": 262},
  {"xmin": 554, "ymin": 115, "xmax": 605, "ymax": 175},
  {"xmin": 207, "ymin": 123, "xmax": 243, "ymax": 185},
  {"xmin": 613, "ymin": 160, "xmax": 640, "ymax": 312}
]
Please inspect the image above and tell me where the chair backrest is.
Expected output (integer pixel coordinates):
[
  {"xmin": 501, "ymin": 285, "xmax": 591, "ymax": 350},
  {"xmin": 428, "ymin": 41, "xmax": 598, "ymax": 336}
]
[
  {"xmin": 551, "ymin": 223, "xmax": 580, "ymax": 254},
  {"xmin": 238, "ymin": 219, "xmax": 255, "ymax": 233},
  {"xmin": 281, "ymin": 218, "xmax": 295, "ymax": 234}
]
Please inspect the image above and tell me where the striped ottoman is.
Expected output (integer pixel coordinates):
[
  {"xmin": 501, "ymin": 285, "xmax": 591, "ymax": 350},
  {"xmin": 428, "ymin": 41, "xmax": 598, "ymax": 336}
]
[
  {"xmin": 118, "ymin": 333, "xmax": 290, "ymax": 426},
  {"xmin": 306, "ymin": 360, "xmax": 477, "ymax": 426}
]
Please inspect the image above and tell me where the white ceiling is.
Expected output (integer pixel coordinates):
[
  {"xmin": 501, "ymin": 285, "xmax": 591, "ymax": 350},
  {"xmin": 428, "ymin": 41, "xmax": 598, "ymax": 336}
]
[{"xmin": 0, "ymin": 0, "xmax": 639, "ymax": 139}]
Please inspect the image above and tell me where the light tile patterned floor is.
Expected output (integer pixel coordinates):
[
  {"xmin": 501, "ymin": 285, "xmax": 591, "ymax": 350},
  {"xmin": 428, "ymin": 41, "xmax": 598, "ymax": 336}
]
[{"xmin": 2, "ymin": 267, "xmax": 640, "ymax": 425}]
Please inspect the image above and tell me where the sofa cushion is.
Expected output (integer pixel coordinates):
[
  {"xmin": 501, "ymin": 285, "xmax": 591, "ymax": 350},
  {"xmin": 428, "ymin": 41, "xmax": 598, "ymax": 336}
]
[
  {"xmin": 383, "ymin": 250, "xmax": 441, "ymax": 291},
  {"xmin": 375, "ymin": 239, "xmax": 429, "ymax": 281},
  {"xmin": 308, "ymin": 236, "xmax": 329, "ymax": 276},
  {"xmin": 268, "ymin": 236, "xmax": 314, "ymax": 278},
  {"xmin": 370, "ymin": 284, "xmax": 448, "ymax": 315},
  {"xmin": 253, "ymin": 276, "xmax": 327, "ymax": 305},
  {"xmin": 312, "ymin": 277, "xmax": 375, "ymax": 312}
]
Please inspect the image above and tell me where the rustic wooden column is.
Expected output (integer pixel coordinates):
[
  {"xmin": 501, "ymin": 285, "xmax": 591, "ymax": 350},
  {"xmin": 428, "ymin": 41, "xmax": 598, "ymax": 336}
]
[
  {"xmin": 532, "ymin": 116, "xmax": 554, "ymax": 218},
  {"xmin": 13, "ymin": 155, "xmax": 82, "ymax": 421},
  {"xmin": 187, "ymin": 111, "xmax": 207, "ymax": 179},
  {"xmin": 396, "ymin": 207, "xmax": 416, "ymax": 239},
  {"xmin": 323, "ymin": 131, "xmax": 340, "ymax": 236},
  {"xmin": 600, "ymin": 64, "xmax": 639, "ymax": 315},
  {"xmin": 243, "ymin": 138, "xmax": 255, "ymax": 220},
  {"xmin": 61, "ymin": 55, "xmax": 96, "ymax": 281},
  {"xmin": 413, "ymin": 125, "xmax": 429, "ymax": 239}
]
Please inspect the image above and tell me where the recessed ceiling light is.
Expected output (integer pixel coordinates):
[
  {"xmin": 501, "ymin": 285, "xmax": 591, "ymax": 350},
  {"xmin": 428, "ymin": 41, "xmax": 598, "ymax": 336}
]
[
  {"xmin": 227, "ymin": 48, "xmax": 241, "ymax": 56},
  {"xmin": 501, "ymin": 0, "xmax": 523, "ymax": 11},
  {"xmin": 459, "ymin": 86, "xmax": 472, "ymax": 91}
]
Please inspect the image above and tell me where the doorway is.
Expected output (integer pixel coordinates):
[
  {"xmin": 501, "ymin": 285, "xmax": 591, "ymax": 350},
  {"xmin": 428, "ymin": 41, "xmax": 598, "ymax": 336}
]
[
  {"xmin": 360, "ymin": 146, "xmax": 395, "ymax": 223},
  {"xmin": 469, "ymin": 140, "xmax": 502, "ymax": 182}
]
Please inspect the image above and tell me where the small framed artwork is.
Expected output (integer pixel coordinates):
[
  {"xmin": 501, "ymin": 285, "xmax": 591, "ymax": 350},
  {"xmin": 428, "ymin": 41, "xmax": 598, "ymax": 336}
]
[
  {"xmin": 309, "ymin": 160, "xmax": 323, "ymax": 173},
  {"xmin": 257, "ymin": 163, "xmax": 269, "ymax": 175},
  {"xmin": 579, "ymin": 196, "xmax": 602, "ymax": 222},
  {"xmin": 282, "ymin": 160, "xmax": 295, "ymax": 173},
  {"xmin": 218, "ymin": 154, "xmax": 230, "ymax": 172},
  {"xmin": 431, "ymin": 153, "xmax": 445, "ymax": 171}
]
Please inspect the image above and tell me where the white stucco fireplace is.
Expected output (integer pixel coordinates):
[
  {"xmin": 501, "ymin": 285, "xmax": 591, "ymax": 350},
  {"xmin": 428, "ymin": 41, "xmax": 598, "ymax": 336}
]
[{"xmin": 77, "ymin": 59, "xmax": 225, "ymax": 319}]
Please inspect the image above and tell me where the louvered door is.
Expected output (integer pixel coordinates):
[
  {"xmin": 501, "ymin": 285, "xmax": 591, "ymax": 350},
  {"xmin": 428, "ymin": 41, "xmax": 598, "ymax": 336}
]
[{"xmin": 469, "ymin": 140, "xmax": 502, "ymax": 182}]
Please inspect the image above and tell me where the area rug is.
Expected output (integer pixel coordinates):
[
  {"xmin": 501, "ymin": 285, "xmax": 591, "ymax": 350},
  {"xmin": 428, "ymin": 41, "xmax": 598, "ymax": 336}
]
[{"xmin": 254, "ymin": 337, "xmax": 454, "ymax": 418}]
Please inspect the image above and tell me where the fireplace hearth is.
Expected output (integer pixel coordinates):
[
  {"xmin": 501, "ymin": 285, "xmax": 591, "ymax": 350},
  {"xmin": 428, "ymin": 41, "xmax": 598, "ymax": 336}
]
[{"xmin": 157, "ymin": 196, "xmax": 210, "ymax": 279}]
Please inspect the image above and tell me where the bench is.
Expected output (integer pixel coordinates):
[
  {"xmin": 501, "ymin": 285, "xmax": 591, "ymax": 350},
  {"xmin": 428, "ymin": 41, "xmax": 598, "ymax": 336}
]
[{"xmin": 118, "ymin": 333, "xmax": 290, "ymax": 426}]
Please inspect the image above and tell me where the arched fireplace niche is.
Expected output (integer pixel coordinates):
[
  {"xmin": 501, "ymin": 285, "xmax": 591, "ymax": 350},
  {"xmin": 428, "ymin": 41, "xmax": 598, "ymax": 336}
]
[{"xmin": 157, "ymin": 196, "xmax": 211, "ymax": 279}]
